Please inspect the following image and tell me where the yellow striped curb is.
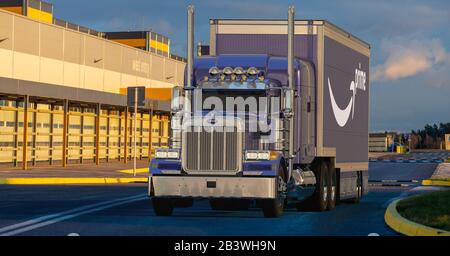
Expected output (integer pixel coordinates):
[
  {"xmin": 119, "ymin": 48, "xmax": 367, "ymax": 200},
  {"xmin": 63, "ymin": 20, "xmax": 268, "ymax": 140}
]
[
  {"xmin": 117, "ymin": 168, "xmax": 148, "ymax": 174},
  {"xmin": 384, "ymin": 198, "xmax": 450, "ymax": 236},
  {"xmin": 0, "ymin": 177, "xmax": 148, "ymax": 185},
  {"xmin": 422, "ymin": 179, "xmax": 450, "ymax": 186}
]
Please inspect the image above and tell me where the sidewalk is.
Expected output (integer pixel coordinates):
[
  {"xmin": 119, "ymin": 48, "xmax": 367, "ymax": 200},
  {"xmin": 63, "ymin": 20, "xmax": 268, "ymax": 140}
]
[
  {"xmin": 430, "ymin": 163, "xmax": 450, "ymax": 180},
  {"xmin": 0, "ymin": 160, "xmax": 150, "ymax": 184},
  {"xmin": 422, "ymin": 163, "xmax": 450, "ymax": 186},
  {"xmin": 368, "ymin": 152, "xmax": 397, "ymax": 159}
]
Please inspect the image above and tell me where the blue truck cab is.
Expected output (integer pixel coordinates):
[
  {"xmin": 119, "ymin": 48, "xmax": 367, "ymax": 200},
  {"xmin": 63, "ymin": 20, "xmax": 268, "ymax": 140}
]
[{"xmin": 148, "ymin": 7, "xmax": 370, "ymax": 218}]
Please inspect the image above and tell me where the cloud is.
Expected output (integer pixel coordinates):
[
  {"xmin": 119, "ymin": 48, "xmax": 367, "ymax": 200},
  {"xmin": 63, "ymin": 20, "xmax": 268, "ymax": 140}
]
[{"xmin": 373, "ymin": 38, "xmax": 450, "ymax": 84}]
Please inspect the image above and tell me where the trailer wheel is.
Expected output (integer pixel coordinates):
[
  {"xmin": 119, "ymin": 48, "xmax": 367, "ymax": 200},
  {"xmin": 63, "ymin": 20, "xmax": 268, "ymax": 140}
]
[
  {"xmin": 152, "ymin": 197, "xmax": 173, "ymax": 216},
  {"xmin": 327, "ymin": 162, "xmax": 337, "ymax": 210},
  {"xmin": 312, "ymin": 160, "xmax": 329, "ymax": 211},
  {"xmin": 350, "ymin": 171, "xmax": 363, "ymax": 204},
  {"xmin": 262, "ymin": 165, "xmax": 287, "ymax": 218}
]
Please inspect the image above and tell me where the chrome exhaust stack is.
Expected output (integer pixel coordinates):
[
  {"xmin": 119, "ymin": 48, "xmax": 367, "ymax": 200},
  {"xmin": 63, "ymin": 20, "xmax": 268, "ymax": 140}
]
[
  {"xmin": 185, "ymin": 5, "xmax": 195, "ymax": 116},
  {"xmin": 287, "ymin": 6, "xmax": 295, "ymax": 178}
]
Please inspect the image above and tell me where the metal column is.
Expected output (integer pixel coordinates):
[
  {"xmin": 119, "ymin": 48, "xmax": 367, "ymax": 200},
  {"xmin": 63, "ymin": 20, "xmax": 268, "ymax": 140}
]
[
  {"xmin": 80, "ymin": 107, "xmax": 85, "ymax": 164},
  {"xmin": 148, "ymin": 108, "xmax": 153, "ymax": 161},
  {"xmin": 62, "ymin": 99, "xmax": 68, "ymax": 167},
  {"xmin": 139, "ymin": 112, "xmax": 143, "ymax": 160},
  {"xmin": 32, "ymin": 102, "xmax": 37, "ymax": 166},
  {"xmin": 13, "ymin": 100, "xmax": 19, "ymax": 167},
  {"xmin": 95, "ymin": 103, "xmax": 101, "ymax": 165},
  {"xmin": 118, "ymin": 109, "xmax": 123, "ymax": 161},
  {"xmin": 106, "ymin": 109, "xmax": 110, "ymax": 162},
  {"xmin": 124, "ymin": 107, "xmax": 129, "ymax": 163},
  {"xmin": 49, "ymin": 104, "xmax": 54, "ymax": 165},
  {"xmin": 22, "ymin": 95, "xmax": 29, "ymax": 170}
]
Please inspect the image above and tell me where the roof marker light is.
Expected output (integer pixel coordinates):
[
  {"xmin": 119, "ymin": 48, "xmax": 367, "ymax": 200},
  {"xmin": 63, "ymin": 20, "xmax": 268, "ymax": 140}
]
[
  {"xmin": 209, "ymin": 66, "xmax": 220, "ymax": 76},
  {"xmin": 247, "ymin": 67, "xmax": 260, "ymax": 76},
  {"xmin": 223, "ymin": 67, "xmax": 233, "ymax": 75},
  {"xmin": 234, "ymin": 67, "xmax": 245, "ymax": 75}
]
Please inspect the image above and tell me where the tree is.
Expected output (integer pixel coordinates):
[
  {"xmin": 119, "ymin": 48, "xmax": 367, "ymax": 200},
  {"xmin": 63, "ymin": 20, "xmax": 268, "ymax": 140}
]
[{"xmin": 412, "ymin": 122, "xmax": 450, "ymax": 149}]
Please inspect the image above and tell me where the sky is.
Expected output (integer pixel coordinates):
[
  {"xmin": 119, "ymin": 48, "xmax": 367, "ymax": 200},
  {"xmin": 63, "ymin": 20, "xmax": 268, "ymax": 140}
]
[{"xmin": 49, "ymin": 0, "xmax": 450, "ymax": 132}]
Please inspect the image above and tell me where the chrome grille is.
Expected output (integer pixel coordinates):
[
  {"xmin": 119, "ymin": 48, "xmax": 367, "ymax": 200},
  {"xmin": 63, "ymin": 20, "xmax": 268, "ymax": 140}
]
[{"xmin": 183, "ymin": 127, "xmax": 242, "ymax": 174}]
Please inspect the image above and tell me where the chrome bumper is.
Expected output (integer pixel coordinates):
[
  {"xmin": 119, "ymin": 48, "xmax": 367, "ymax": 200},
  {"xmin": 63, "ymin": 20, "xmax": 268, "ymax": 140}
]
[{"xmin": 151, "ymin": 176, "xmax": 277, "ymax": 199}]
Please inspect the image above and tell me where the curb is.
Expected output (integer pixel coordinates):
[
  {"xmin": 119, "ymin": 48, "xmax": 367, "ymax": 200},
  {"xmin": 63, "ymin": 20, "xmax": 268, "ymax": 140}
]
[
  {"xmin": 369, "ymin": 159, "xmax": 444, "ymax": 163},
  {"xmin": 422, "ymin": 179, "xmax": 450, "ymax": 186},
  {"xmin": 369, "ymin": 183, "xmax": 411, "ymax": 187},
  {"xmin": 0, "ymin": 177, "xmax": 149, "ymax": 185},
  {"xmin": 384, "ymin": 199, "xmax": 450, "ymax": 236},
  {"xmin": 369, "ymin": 179, "xmax": 418, "ymax": 183}
]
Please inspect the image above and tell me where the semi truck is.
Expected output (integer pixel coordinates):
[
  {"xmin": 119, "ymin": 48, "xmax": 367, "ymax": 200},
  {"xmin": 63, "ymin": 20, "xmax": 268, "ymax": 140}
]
[{"xmin": 148, "ymin": 5, "xmax": 370, "ymax": 217}]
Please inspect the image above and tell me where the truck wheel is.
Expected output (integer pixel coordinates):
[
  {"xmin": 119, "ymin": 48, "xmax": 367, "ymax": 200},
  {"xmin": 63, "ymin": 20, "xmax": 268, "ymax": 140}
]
[
  {"xmin": 262, "ymin": 165, "xmax": 286, "ymax": 218},
  {"xmin": 350, "ymin": 171, "xmax": 363, "ymax": 204},
  {"xmin": 312, "ymin": 160, "xmax": 329, "ymax": 211},
  {"xmin": 327, "ymin": 163, "xmax": 337, "ymax": 210},
  {"xmin": 152, "ymin": 197, "xmax": 173, "ymax": 216}
]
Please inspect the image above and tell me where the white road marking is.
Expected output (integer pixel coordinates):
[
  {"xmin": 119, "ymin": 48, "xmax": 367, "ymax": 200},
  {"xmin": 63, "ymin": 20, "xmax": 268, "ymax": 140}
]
[{"xmin": 0, "ymin": 194, "xmax": 147, "ymax": 236}]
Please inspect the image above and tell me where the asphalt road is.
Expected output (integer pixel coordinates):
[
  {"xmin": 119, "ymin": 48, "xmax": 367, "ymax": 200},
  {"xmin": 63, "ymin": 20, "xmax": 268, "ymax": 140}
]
[
  {"xmin": 369, "ymin": 162, "xmax": 437, "ymax": 181},
  {"xmin": 0, "ymin": 160, "xmax": 440, "ymax": 236}
]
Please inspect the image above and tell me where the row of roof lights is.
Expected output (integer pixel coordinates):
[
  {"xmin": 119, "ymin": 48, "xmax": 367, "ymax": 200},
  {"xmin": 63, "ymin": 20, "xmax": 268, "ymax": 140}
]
[
  {"xmin": 208, "ymin": 66, "xmax": 261, "ymax": 76},
  {"xmin": 206, "ymin": 66, "xmax": 264, "ymax": 82}
]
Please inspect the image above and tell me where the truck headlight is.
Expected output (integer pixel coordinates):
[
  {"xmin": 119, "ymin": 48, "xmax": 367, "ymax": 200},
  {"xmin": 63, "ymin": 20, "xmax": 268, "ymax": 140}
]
[
  {"xmin": 167, "ymin": 151, "xmax": 180, "ymax": 159},
  {"xmin": 257, "ymin": 152, "xmax": 270, "ymax": 160},
  {"xmin": 245, "ymin": 152, "xmax": 259, "ymax": 160},
  {"xmin": 155, "ymin": 151, "xmax": 168, "ymax": 158},
  {"xmin": 155, "ymin": 149, "xmax": 180, "ymax": 159},
  {"xmin": 245, "ymin": 151, "xmax": 275, "ymax": 161}
]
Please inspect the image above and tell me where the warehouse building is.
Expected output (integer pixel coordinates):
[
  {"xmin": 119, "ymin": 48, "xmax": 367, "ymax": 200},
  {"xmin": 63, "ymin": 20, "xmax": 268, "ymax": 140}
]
[
  {"xmin": 369, "ymin": 132, "xmax": 397, "ymax": 152},
  {"xmin": 0, "ymin": 1, "xmax": 186, "ymax": 169}
]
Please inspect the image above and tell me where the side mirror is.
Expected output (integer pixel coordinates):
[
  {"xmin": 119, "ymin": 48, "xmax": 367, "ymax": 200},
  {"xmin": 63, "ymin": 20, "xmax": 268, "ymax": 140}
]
[
  {"xmin": 171, "ymin": 86, "xmax": 183, "ymax": 112},
  {"xmin": 283, "ymin": 88, "xmax": 294, "ymax": 117}
]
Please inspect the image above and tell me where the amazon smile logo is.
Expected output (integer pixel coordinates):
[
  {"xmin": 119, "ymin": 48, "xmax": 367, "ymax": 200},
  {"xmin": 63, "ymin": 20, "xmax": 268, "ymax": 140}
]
[{"xmin": 328, "ymin": 65, "xmax": 366, "ymax": 127}]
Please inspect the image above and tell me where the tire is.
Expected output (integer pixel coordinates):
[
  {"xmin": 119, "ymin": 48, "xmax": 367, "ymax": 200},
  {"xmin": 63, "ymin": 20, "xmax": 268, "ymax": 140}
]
[
  {"xmin": 209, "ymin": 199, "xmax": 251, "ymax": 211},
  {"xmin": 349, "ymin": 171, "xmax": 362, "ymax": 204},
  {"xmin": 262, "ymin": 164, "xmax": 287, "ymax": 218},
  {"xmin": 152, "ymin": 197, "xmax": 173, "ymax": 216},
  {"xmin": 311, "ymin": 160, "xmax": 329, "ymax": 212},
  {"xmin": 327, "ymin": 162, "xmax": 337, "ymax": 210}
]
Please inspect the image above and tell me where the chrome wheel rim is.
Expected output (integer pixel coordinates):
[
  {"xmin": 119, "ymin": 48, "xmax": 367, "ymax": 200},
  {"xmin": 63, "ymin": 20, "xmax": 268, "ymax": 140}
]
[
  {"xmin": 278, "ymin": 176, "xmax": 287, "ymax": 192},
  {"xmin": 277, "ymin": 175, "xmax": 286, "ymax": 207},
  {"xmin": 331, "ymin": 185, "xmax": 336, "ymax": 201}
]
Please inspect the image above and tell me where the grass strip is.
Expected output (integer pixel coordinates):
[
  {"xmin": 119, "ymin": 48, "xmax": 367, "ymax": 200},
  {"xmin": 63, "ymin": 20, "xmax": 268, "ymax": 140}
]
[{"xmin": 397, "ymin": 190, "xmax": 450, "ymax": 231}]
